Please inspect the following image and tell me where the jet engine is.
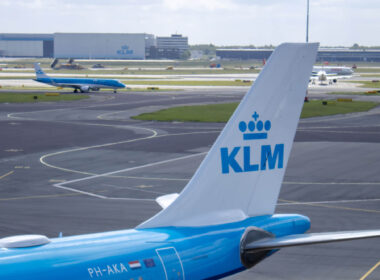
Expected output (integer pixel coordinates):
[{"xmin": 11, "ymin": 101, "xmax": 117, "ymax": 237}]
[{"xmin": 80, "ymin": 86, "xmax": 90, "ymax": 93}]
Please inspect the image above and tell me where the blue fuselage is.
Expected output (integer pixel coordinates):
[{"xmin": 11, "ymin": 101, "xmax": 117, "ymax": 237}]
[
  {"xmin": 0, "ymin": 214, "xmax": 310, "ymax": 279},
  {"xmin": 35, "ymin": 77, "xmax": 125, "ymax": 90}
]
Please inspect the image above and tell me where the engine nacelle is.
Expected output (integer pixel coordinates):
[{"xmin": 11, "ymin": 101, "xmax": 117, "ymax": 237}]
[
  {"xmin": 80, "ymin": 86, "xmax": 90, "ymax": 92},
  {"xmin": 240, "ymin": 227, "xmax": 274, "ymax": 268}
]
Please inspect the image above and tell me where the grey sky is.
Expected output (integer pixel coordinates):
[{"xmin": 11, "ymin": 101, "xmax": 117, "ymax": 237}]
[{"xmin": 1, "ymin": 0, "xmax": 379, "ymax": 46}]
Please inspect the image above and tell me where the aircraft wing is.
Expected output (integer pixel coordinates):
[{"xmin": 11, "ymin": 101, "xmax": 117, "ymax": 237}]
[
  {"xmin": 245, "ymin": 230, "xmax": 380, "ymax": 252},
  {"xmin": 328, "ymin": 75, "xmax": 352, "ymax": 80}
]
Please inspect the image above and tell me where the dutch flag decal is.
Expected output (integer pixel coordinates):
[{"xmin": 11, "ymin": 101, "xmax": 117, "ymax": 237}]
[{"xmin": 128, "ymin": 260, "xmax": 142, "ymax": 269}]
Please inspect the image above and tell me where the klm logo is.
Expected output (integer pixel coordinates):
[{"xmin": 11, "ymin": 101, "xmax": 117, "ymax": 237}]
[
  {"xmin": 220, "ymin": 112, "xmax": 284, "ymax": 174},
  {"xmin": 36, "ymin": 70, "xmax": 44, "ymax": 75},
  {"xmin": 117, "ymin": 45, "xmax": 134, "ymax": 55}
]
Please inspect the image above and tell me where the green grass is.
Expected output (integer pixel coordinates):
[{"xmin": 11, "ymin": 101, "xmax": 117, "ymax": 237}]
[
  {"xmin": 348, "ymin": 81, "xmax": 380, "ymax": 88},
  {"xmin": 353, "ymin": 68, "xmax": 380, "ymax": 73},
  {"xmin": 360, "ymin": 74, "xmax": 380, "ymax": 78},
  {"xmin": 132, "ymin": 100, "xmax": 379, "ymax": 122},
  {"xmin": 122, "ymin": 80, "xmax": 252, "ymax": 86},
  {"xmin": 328, "ymin": 91, "xmax": 380, "ymax": 96},
  {"xmin": 0, "ymin": 93, "xmax": 89, "ymax": 103},
  {"xmin": 301, "ymin": 100, "xmax": 377, "ymax": 118},
  {"xmin": 133, "ymin": 103, "xmax": 238, "ymax": 122}
]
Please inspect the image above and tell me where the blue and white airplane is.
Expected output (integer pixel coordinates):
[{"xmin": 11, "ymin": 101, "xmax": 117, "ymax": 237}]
[
  {"xmin": 33, "ymin": 63, "xmax": 126, "ymax": 93},
  {"xmin": 2, "ymin": 43, "xmax": 380, "ymax": 279}
]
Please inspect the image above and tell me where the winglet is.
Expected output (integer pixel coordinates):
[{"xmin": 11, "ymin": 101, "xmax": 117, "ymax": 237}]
[{"xmin": 34, "ymin": 63, "xmax": 49, "ymax": 79}]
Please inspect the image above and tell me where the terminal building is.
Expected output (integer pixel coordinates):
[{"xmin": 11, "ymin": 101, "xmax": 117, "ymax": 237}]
[
  {"xmin": 154, "ymin": 34, "xmax": 189, "ymax": 59},
  {"xmin": 216, "ymin": 48, "xmax": 380, "ymax": 62},
  {"xmin": 0, "ymin": 33, "xmax": 187, "ymax": 59}
]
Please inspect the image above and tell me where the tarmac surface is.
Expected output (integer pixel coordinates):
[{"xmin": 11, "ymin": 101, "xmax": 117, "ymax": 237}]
[{"xmin": 0, "ymin": 89, "xmax": 380, "ymax": 279}]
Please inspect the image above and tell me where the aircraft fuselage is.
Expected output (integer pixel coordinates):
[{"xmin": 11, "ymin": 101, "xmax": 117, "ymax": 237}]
[
  {"xmin": 0, "ymin": 214, "xmax": 309, "ymax": 280},
  {"xmin": 34, "ymin": 77, "xmax": 126, "ymax": 92}
]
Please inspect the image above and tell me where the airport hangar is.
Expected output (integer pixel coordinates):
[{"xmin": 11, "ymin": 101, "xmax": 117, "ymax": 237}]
[
  {"xmin": 0, "ymin": 33, "xmax": 189, "ymax": 59},
  {"xmin": 216, "ymin": 48, "xmax": 380, "ymax": 62}
]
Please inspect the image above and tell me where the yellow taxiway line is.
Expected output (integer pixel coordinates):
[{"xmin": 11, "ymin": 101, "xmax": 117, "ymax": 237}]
[
  {"xmin": 0, "ymin": 170, "xmax": 14, "ymax": 180},
  {"xmin": 360, "ymin": 260, "xmax": 380, "ymax": 280}
]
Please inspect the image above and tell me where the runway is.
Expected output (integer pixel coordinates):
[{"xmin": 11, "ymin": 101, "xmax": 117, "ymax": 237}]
[{"xmin": 0, "ymin": 89, "xmax": 380, "ymax": 279}]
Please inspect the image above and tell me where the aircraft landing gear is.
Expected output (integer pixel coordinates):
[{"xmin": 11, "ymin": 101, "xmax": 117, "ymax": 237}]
[
  {"xmin": 73, "ymin": 89, "xmax": 78, "ymax": 93},
  {"xmin": 113, "ymin": 90, "xmax": 117, "ymax": 93}
]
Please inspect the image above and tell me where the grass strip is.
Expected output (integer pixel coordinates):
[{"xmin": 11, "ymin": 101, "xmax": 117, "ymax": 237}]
[
  {"xmin": 132, "ymin": 100, "xmax": 378, "ymax": 122},
  {"xmin": 328, "ymin": 91, "xmax": 380, "ymax": 96},
  {"xmin": 348, "ymin": 81, "xmax": 380, "ymax": 89},
  {"xmin": 122, "ymin": 80, "xmax": 252, "ymax": 86}
]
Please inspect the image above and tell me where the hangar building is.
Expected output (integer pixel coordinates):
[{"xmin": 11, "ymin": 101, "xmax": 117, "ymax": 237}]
[
  {"xmin": 0, "ymin": 33, "xmax": 156, "ymax": 59},
  {"xmin": 54, "ymin": 33, "xmax": 150, "ymax": 59},
  {"xmin": 0, "ymin": 34, "xmax": 54, "ymax": 57}
]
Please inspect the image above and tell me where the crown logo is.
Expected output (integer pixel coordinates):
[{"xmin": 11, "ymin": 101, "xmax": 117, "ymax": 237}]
[{"xmin": 238, "ymin": 111, "xmax": 271, "ymax": 140}]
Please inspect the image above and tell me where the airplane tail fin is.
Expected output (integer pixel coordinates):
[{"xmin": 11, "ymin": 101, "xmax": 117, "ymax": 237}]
[
  {"xmin": 138, "ymin": 43, "xmax": 319, "ymax": 228},
  {"xmin": 34, "ymin": 63, "xmax": 49, "ymax": 79}
]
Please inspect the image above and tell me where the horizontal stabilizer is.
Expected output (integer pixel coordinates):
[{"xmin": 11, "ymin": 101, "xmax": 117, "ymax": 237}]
[
  {"xmin": 245, "ymin": 230, "xmax": 380, "ymax": 252},
  {"xmin": 156, "ymin": 193, "xmax": 179, "ymax": 209}
]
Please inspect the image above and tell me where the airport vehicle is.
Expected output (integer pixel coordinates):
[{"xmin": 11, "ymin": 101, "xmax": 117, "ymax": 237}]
[
  {"xmin": 51, "ymin": 58, "xmax": 85, "ymax": 70},
  {"xmin": 34, "ymin": 63, "xmax": 125, "ymax": 93},
  {"xmin": 2, "ymin": 43, "xmax": 379, "ymax": 279}
]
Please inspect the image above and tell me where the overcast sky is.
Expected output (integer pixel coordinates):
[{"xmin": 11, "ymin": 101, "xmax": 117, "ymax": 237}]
[{"xmin": 1, "ymin": 0, "xmax": 379, "ymax": 46}]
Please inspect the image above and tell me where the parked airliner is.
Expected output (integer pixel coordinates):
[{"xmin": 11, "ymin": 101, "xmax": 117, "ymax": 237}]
[
  {"xmin": 33, "ymin": 63, "xmax": 125, "ymax": 93},
  {"xmin": 312, "ymin": 65, "xmax": 354, "ymax": 76},
  {"xmin": 1, "ymin": 44, "xmax": 379, "ymax": 279},
  {"xmin": 310, "ymin": 66, "xmax": 353, "ymax": 85}
]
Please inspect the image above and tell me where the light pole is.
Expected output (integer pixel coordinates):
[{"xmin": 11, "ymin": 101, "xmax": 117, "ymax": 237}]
[{"xmin": 306, "ymin": 0, "xmax": 310, "ymax": 42}]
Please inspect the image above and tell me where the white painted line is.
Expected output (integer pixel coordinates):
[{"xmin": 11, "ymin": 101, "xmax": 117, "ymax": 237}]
[
  {"xmin": 283, "ymin": 181, "xmax": 380, "ymax": 185},
  {"xmin": 296, "ymin": 129, "xmax": 380, "ymax": 135},
  {"xmin": 40, "ymin": 125, "xmax": 158, "ymax": 175},
  {"xmin": 115, "ymin": 175, "xmax": 189, "ymax": 181},
  {"xmin": 53, "ymin": 184, "xmax": 108, "ymax": 199},
  {"xmin": 56, "ymin": 152, "xmax": 206, "ymax": 186},
  {"xmin": 278, "ymin": 198, "xmax": 380, "ymax": 206},
  {"xmin": 53, "ymin": 152, "xmax": 207, "ymax": 200},
  {"xmin": 40, "ymin": 130, "xmax": 216, "ymax": 176},
  {"xmin": 105, "ymin": 184, "xmax": 166, "ymax": 195}
]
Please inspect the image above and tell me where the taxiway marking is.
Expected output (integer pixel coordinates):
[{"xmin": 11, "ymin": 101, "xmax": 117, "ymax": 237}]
[
  {"xmin": 53, "ymin": 152, "xmax": 207, "ymax": 200},
  {"xmin": 279, "ymin": 199, "xmax": 380, "ymax": 214},
  {"xmin": 0, "ymin": 170, "xmax": 14, "ymax": 180},
  {"xmin": 40, "ymin": 130, "xmax": 217, "ymax": 176},
  {"xmin": 0, "ymin": 193, "xmax": 81, "ymax": 201},
  {"xmin": 7, "ymin": 95, "xmax": 197, "ymax": 120},
  {"xmin": 40, "ymin": 125, "xmax": 158, "ymax": 175},
  {"xmin": 278, "ymin": 198, "xmax": 380, "ymax": 205},
  {"xmin": 360, "ymin": 260, "xmax": 380, "ymax": 280}
]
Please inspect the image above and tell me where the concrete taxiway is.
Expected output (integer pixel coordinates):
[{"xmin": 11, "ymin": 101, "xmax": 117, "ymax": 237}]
[{"xmin": 0, "ymin": 89, "xmax": 380, "ymax": 279}]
